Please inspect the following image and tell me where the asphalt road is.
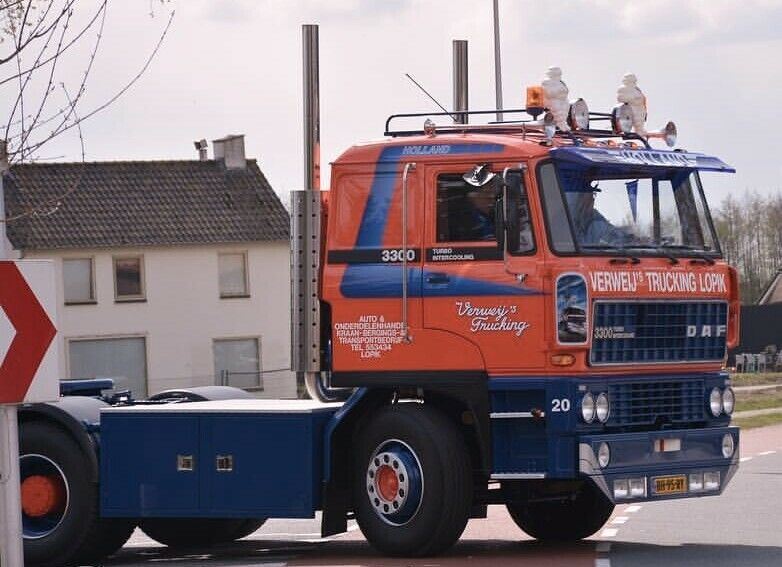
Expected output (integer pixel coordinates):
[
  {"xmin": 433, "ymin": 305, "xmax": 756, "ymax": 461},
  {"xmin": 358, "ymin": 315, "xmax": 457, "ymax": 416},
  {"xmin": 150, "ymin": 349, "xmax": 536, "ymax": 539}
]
[{"xmin": 104, "ymin": 424, "xmax": 782, "ymax": 567}]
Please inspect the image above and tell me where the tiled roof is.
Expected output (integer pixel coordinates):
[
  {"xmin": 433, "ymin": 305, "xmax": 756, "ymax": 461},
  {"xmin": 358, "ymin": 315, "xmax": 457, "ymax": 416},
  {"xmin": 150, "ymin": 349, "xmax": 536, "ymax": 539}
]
[
  {"xmin": 759, "ymin": 270, "xmax": 782, "ymax": 305},
  {"xmin": 3, "ymin": 159, "xmax": 289, "ymax": 250}
]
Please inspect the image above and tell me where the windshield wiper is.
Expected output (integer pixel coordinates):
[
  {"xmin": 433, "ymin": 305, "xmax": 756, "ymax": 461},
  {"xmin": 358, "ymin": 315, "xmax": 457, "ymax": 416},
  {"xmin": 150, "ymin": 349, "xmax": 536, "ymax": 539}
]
[
  {"xmin": 621, "ymin": 244, "xmax": 679, "ymax": 264},
  {"xmin": 659, "ymin": 244, "xmax": 716, "ymax": 265},
  {"xmin": 581, "ymin": 244, "xmax": 640, "ymax": 264}
]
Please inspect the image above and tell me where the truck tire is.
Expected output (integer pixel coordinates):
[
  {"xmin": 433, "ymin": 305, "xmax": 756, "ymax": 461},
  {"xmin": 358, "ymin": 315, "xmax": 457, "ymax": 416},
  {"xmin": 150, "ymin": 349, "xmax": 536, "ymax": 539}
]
[
  {"xmin": 353, "ymin": 403, "xmax": 472, "ymax": 556},
  {"xmin": 19, "ymin": 421, "xmax": 135, "ymax": 567},
  {"xmin": 505, "ymin": 481, "xmax": 614, "ymax": 541},
  {"xmin": 139, "ymin": 518, "xmax": 266, "ymax": 548}
]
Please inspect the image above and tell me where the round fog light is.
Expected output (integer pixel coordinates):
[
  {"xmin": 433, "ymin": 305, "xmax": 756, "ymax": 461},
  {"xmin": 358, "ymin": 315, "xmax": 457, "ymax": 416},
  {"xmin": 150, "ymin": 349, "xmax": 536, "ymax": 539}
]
[
  {"xmin": 709, "ymin": 387, "xmax": 723, "ymax": 417},
  {"xmin": 581, "ymin": 392, "xmax": 596, "ymax": 423},
  {"xmin": 722, "ymin": 387, "xmax": 735, "ymax": 415},
  {"xmin": 596, "ymin": 393, "xmax": 610, "ymax": 423},
  {"xmin": 598, "ymin": 442, "xmax": 610, "ymax": 468},
  {"xmin": 722, "ymin": 434, "xmax": 735, "ymax": 458}
]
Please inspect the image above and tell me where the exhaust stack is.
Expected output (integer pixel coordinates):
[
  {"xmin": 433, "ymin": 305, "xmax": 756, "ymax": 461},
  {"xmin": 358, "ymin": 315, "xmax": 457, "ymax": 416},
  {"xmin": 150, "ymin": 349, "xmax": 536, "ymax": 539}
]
[
  {"xmin": 453, "ymin": 40, "xmax": 468, "ymax": 124},
  {"xmin": 293, "ymin": 24, "xmax": 340, "ymax": 402}
]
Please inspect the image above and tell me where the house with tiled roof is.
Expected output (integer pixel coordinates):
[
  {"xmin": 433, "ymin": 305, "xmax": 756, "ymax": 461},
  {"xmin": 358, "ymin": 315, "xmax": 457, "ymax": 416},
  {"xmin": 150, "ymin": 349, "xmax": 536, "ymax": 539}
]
[
  {"xmin": 758, "ymin": 269, "xmax": 782, "ymax": 305},
  {"xmin": 2, "ymin": 135, "xmax": 295, "ymax": 398}
]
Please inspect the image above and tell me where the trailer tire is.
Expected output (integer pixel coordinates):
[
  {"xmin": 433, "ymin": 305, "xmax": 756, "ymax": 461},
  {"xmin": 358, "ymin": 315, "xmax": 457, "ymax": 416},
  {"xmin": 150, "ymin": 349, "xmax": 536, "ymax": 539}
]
[
  {"xmin": 19, "ymin": 421, "xmax": 135, "ymax": 567},
  {"xmin": 353, "ymin": 403, "xmax": 472, "ymax": 556},
  {"xmin": 505, "ymin": 481, "xmax": 614, "ymax": 541},
  {"xmin": 139, "ymin": 517, "xmax": 266, "ymax": 548}
]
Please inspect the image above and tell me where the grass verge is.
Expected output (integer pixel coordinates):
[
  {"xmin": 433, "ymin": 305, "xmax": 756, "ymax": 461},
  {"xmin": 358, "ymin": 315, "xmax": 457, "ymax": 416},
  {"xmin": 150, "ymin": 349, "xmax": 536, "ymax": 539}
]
[
  {"xmin": 733, "ymin": 412, "xmax": 782, "ymax": 429},
  {"xmin": 730, "ymin": 372, "xmax": 782, "ymax": 387},
  {"xmin": 735, "ymin": 388, "xmax": 782, "ymax": 412}
]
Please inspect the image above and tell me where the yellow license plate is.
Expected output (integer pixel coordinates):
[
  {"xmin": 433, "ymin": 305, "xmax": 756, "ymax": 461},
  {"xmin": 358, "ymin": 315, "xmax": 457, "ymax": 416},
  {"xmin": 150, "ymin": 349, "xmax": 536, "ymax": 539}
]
[{"xmin": 654, "ymin": 475, "xmax": 687, "ymax": 495}]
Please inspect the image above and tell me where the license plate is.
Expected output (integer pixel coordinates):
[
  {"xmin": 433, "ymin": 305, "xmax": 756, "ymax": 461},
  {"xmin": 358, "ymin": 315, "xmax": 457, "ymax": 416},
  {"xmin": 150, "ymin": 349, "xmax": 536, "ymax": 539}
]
[{"xmin": 654, "ymin": 475, "xmax": 687, "ymax": 495}]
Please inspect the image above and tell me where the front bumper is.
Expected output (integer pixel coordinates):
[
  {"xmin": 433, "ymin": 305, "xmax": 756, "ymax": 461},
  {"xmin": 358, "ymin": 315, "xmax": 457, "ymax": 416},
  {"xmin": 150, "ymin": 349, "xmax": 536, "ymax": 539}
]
[{"xmin": 579, "ymin": 426, "xmax": 739, "ymax": 503}]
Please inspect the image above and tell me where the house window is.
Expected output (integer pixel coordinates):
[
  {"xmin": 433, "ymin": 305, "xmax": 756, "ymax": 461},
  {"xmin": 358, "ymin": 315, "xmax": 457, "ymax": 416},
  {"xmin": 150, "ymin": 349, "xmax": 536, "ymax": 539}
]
[
  {"xmin": 63, "ymin": 258, "xmax": 95, "ymax": 304},
  {"xmin": 213, "ymin": 337, "xmax": 261, "ymax": 390},
  {"xmin": 68, "ymin": 336, "xmax": 148, "ymax": 397},
  {"xmin": 114, "ymin": 256, "xmax": 145, "ymax": 301},
  {"xmin": 218, "ymin": 252, "xmax": 249, "ymax": 297}
]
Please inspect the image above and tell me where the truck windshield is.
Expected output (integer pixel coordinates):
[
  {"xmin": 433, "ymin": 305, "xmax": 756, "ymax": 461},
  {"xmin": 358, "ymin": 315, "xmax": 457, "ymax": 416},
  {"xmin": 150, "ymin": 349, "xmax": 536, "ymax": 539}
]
[{"xmin": 538, "ymin": 162, "xmax": 720, "ymax": 256}]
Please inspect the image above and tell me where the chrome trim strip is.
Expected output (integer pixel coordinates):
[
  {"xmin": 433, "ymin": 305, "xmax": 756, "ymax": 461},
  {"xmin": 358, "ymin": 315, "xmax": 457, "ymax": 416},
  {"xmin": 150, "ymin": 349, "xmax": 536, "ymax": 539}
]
[
  {"xmin": 491, "ymin": 472, "xmax": 546, "ymax": 480},
  {"xmin": 489, "ymin": 411, "xmax": 544, "ymax": 419}
]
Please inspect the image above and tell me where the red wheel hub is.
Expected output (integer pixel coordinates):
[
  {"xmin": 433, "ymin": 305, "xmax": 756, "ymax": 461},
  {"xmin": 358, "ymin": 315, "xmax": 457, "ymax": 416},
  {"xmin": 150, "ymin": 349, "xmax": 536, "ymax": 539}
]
[
  {"xmin": 375, "ymin": 465, "xmax": 399, "ymax": 501},
  {"xmin": 21, "ymin": 475, "xmax": 66, "ymax": 518}
]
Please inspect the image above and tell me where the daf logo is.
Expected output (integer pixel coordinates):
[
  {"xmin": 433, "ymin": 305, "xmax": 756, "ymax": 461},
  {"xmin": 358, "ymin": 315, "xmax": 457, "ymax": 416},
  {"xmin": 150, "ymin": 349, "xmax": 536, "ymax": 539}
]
[{"xmin": 686, "ymin": 324, "xmax": 726, "ymax": 338}]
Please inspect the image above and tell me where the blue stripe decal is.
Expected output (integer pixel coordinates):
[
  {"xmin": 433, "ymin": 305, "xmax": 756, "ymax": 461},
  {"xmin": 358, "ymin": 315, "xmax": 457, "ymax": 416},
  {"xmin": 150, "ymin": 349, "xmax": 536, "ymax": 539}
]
[
  {"xmin": 340, "ymin": 264, "xmax": 541, "ymax": 298},
  {"xmin": 354, "ymin": 143, "xmax": 504, "ymax": 247}
]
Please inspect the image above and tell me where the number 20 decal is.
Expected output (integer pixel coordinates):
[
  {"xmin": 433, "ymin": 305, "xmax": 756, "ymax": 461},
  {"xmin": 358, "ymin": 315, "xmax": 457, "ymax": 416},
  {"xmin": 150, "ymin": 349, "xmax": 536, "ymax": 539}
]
[{"xmin": 551, "ymin": 398, "xmax": 571, "ymax": 412}]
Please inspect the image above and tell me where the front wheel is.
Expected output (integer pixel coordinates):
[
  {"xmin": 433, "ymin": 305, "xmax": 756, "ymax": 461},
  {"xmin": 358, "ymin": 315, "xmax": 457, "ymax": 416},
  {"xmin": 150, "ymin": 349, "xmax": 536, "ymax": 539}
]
[
  {"xmin": 505, "ymin": 480, "xmax": 614, "ymax": 541},
  {"xmin": 20, "ymin": 421, "xmax": 135, "ymax": 567},
  {"xmin": 353, "ymin": 404, "xmax": 472, "ymax": 557}
]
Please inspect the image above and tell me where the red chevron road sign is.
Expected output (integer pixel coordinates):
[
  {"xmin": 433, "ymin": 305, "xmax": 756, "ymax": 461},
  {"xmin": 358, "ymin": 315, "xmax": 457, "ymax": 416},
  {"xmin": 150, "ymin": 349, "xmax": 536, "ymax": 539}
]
[{"xmin": 0, "ymin": 261, "xmax": 57, "ymax": 404}]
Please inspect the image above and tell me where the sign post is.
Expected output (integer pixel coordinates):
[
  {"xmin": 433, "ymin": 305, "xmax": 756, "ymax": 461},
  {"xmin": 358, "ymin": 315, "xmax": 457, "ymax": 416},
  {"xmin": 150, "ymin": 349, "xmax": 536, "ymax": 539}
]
[
  {"xmin": 0, "ymin": 405, "xmax": 23, "ymax": 566},
  {"xmin": 1, "ymin": 140, "xmax": 60, "ymax": 565},
  {"xmin": 0, "ymin": 261, "xmax": 59, "ymax": 567}
]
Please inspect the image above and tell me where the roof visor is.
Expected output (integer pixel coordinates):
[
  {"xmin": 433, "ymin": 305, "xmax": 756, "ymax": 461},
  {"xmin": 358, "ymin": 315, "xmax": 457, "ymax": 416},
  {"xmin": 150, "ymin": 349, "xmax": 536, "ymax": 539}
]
[{"xmin": 550, "ymin": 147, "xmax": 735, "ymax": 174}]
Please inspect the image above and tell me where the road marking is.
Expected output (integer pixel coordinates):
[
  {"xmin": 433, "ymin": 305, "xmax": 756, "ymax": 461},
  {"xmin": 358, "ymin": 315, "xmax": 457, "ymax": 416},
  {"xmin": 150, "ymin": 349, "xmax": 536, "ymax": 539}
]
[
  {"xmin": 758, "ymin": 450, "xmax": 776, "ymax": 456},
  {"xmin": 611, "ymin": 516, "xmax": 629, "ymax": 524},
  {"xmin": 740, "ymin": 456, "xmax": 753, "ymax": 462},
  {"xmin": 600, "ymin": 528, "xmax": 618, "ymax": 538},
  {"xmin": 595, "ymin": 540, "xmax": 612, "ymax": 567},
  {"xmin": 625, "ymin": 504, "xmax": 642, "ymax": 513}
]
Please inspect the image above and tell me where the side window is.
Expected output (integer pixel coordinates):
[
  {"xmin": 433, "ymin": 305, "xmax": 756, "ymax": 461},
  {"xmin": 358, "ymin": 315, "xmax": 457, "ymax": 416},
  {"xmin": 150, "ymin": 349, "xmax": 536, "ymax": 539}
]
[
  {"xmin": 436, "ymin": 174, "xmax": 498, "ymax": 242},
  {"xmin": 505, "ymin": 170, "xmax": 536, "ymax": 255}
]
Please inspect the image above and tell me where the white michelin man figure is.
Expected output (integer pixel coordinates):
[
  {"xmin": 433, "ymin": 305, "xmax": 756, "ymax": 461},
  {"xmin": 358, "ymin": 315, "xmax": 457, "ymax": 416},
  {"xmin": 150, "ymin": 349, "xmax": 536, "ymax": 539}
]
[
  {"xmin": 541, "ymin": 66, "xmax": 570, "ymax": 131},
  {"xmin": 617, "ymin": 73, "xmax": 647, "ymax": 136}
]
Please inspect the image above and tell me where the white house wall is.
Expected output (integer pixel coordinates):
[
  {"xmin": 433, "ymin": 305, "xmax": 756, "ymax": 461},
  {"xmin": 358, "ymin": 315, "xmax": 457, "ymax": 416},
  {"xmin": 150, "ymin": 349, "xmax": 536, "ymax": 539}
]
[{"xmin": 24, "ymin": 242, "xmax": 296, "ymax": 398}]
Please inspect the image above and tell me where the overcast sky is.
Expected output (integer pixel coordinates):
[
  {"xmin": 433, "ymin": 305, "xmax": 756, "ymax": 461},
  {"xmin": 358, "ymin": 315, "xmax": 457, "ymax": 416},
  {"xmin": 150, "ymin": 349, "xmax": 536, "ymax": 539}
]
[{"xmin": 4, "ymin": 0, "xmax": 782, "ymax": 206}]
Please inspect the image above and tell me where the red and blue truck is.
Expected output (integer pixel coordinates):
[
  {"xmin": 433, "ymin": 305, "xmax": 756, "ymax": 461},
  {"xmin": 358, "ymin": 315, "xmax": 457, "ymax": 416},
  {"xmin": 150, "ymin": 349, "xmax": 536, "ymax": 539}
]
[{"xmin": 15, "ymin": 27, "xmax": 739, "ymax": 566}]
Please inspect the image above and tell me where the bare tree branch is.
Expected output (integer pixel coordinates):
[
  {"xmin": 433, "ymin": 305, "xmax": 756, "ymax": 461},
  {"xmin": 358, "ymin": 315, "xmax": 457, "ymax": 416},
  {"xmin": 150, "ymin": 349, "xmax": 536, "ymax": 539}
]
[
  {"xmin": 1, "ymin": 0, "xmax": 174, "ymax": 224},
  {"xmin": 12, "ymin": 8, "xmax": 174, "ymax": 160}
]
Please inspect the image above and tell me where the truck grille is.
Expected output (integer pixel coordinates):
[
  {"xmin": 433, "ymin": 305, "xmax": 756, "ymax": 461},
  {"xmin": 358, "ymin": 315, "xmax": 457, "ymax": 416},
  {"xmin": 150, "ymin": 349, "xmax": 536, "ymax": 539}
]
[
  {"xmin": 591, "ymin": 301, "xmax": 727, "ymax": 365},
  {"xmin": 608, "ymin": 379, "xmax": 705, "ymax": 427}
]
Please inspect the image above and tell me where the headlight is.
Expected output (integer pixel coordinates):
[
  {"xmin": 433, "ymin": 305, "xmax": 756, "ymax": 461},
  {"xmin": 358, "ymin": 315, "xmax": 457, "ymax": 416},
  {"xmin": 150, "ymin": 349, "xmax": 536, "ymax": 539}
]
[
  {"xmin": 596, "ymin": 392, "xmax": 610, "ymax": 423},
  {"xmin": 543, "ymin": 111, "xmax": 556, "ymax": 141},
  {"xmin": 581, "ymin": 392, "xmax": 596, "ymax": 423},
  {"xmin": 722, "ymin": 387, "xmax": 735, "ymax": 415},
  {"xmin": 722, "ymin": 433, "xmax": 735, "ymax": 458},
  {"xmin": 663, "ymin": 121, "xmax": 677, "ymax": 147},
  {"xmin": 611, "ymin": 103, "xmax": 634, "ymax": 134},
  {"xmin": 568, "ymin": 98, "xmax": 590, "ymax": 130},
  {"xmin": 709, "ymin": 387, "xmax": 723, "ymax": 417},
  {"xmin": 598, "ymin": 442, "xmax": 610, "ymax": 468}
]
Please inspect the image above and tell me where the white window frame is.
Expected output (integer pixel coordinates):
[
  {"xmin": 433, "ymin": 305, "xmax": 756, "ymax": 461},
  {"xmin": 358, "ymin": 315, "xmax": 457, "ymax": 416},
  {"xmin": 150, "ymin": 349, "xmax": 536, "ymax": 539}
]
[
  {"xmin": 62, "ymin": 256, "xmax": 96, "ymax": 305},
  {"xmin": 218, "ymin": 251, "xmax": 250, "ymax": 298},
  {"xmin": 113, "ymin": 255, "xmax": 146, "ymax": 302}
]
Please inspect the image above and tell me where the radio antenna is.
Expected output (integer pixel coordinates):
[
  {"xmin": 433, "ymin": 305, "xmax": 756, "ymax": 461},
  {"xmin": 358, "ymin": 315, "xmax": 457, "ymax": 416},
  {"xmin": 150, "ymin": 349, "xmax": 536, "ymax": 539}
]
[{"xmin": 405, "ymin": 73, "xmax": 457, "ymax": 121}]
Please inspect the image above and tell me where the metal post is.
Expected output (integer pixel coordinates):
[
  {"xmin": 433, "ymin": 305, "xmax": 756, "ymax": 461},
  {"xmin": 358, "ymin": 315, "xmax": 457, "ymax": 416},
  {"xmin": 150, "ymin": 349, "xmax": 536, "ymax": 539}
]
[
  {"xmin": 0, "ymin": 406, "xmax": 24, "ymax": 567},
  {"xmin": 452, "ymin": 40, "xmax": 468, "ymax": 124},
  {"xmin": 493, "ymin": 0, "xmax": 504, "ymax": 122},
  {"xmin": 0, "ymin": 138, "xmax": 24, "ymax": 566},
  {"xmin": 297, "ymin": 24, "xmax": 325, "ymax": 401},
  {"xmin": 303, "ymin": 24, "xmax": 320, "ymax": 191}
]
